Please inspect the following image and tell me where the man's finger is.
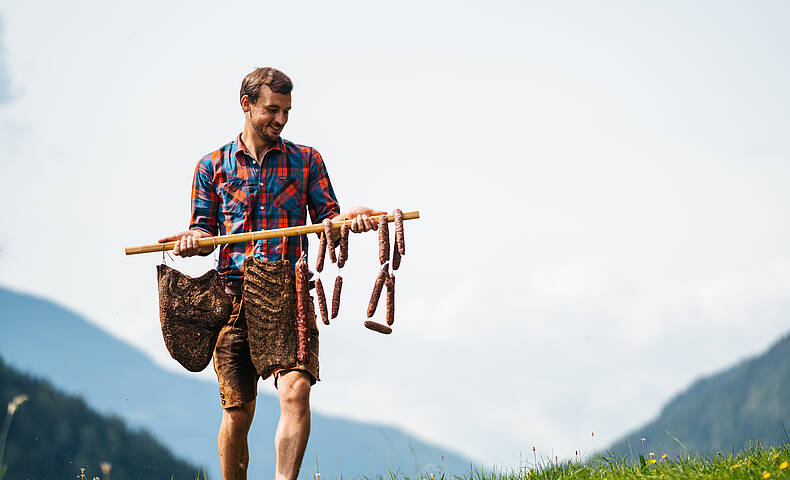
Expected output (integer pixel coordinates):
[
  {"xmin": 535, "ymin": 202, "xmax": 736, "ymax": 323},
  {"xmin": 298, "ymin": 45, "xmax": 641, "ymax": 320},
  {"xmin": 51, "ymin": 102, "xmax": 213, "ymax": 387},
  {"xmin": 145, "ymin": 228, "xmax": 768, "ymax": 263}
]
[
  {"xmin": 351, "ymin": 216, "xmax": 361, "ymax": 233},
  {"xmin": 158, "ymin": 231, "xmax": 191, "ymax": 243},
  {"xmin": 362, "ymin": 214, "xmax": 374, "ymax": 231}
]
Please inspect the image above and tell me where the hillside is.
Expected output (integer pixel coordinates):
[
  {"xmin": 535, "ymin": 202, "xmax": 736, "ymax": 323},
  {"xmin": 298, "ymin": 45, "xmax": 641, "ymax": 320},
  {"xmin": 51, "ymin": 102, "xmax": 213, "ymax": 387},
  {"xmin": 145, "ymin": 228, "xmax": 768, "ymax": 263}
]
[
  {"xmin": 608, "ymin": 332, "xmax": 790, "ymax": 457},
  {"xmin": 0, "ymin": 286, "xmax": 471, "ymax": 478},
  {"xmin": 0, "ymin": 356, "xmax": 200, "ymax": 479}
]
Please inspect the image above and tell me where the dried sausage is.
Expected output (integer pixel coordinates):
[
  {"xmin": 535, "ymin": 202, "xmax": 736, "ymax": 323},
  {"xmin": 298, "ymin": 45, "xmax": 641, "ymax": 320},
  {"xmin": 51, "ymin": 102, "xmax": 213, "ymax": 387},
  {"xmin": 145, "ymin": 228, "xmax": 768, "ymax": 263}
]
[
  {"xmin": 367, "ymin": 262, "xmax": 389, "ymax": 318},
  {"xmin": 323, "ymin": 218, "xmax": 337, "ymax": 264},
  {"xmin": 331, "ymin": 275, "xmax": 343, "ymax": 319},
  {"xmin": 315, "ymin": 277, "xmax": 329, "ymax": 325},
  {"xmin": 386, "ymin": 273, "xmax": 395, "ymax": 326},
  {"xmin": 391, "ymin": 244, "xmax": 401, "ymax": 270},
  {"xmin": 338, "ymin": 223, "xmax": 350, "ymax": 268},
  {"xmin": 295, "ymin": 255, "xmax": 310, "ymax": 363},
  {"xmin": 364, "ymin": 320, "xmax": 392, "ymax": 335},
  {"xmin": 378, "ymin": 215, "xmax": 389, "ymax": 264},
  {"xmin": 280, "ymin": 235, "xmax": 287, "ymax": 261},
  {"xmin": 316, "ymin": 231, "xmax": 326, "ymax": 272},
  {"xmin": 393, "ymin": 208, "xmax": 405, "ymax": 256}
]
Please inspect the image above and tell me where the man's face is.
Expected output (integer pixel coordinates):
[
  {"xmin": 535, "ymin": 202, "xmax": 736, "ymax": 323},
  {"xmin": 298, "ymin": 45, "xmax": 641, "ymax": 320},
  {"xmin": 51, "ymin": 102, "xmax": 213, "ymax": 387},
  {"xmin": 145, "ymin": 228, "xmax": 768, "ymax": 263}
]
[{"xmin": 243, "ymin": 85, "xmax": 292, "ymax": 143}]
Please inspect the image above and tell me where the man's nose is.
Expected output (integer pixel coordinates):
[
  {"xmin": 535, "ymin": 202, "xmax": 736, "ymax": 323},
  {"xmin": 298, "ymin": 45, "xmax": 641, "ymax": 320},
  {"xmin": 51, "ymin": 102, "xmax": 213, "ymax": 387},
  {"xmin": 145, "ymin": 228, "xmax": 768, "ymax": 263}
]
[{"xmin": 275, "ymin": 112, "xmax": 287, "ymax": 124}]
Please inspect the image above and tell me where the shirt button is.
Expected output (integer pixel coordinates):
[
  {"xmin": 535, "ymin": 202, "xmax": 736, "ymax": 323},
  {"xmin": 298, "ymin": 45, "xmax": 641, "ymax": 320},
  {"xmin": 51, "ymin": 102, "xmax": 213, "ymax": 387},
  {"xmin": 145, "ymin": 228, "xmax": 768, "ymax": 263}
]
[{"xmin": 260, "ymin": 206, "xmax": 264, "ymax": 211}]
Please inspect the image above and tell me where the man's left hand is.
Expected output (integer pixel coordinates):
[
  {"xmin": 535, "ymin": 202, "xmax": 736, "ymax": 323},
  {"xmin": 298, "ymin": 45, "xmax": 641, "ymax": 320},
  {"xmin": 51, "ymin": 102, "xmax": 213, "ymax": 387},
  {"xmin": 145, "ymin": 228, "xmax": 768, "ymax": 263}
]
[{"xmin": 335, "ymin": 206, "xmax": 387, "ymax": 233}]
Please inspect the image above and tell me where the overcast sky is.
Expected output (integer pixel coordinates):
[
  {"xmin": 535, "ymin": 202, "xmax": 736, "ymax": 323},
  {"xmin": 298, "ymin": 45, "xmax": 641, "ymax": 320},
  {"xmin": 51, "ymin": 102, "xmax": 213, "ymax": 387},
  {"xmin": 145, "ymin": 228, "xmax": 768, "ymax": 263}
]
[{"xmin": 1, "ymin": 0, "xmax": 789, "ymax": 469}]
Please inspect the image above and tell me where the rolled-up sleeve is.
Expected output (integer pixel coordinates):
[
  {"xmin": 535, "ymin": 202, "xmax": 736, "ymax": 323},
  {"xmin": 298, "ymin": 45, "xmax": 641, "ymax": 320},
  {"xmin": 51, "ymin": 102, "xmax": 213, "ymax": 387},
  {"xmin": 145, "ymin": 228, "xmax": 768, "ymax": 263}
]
[
  {"xmin": 306, "ymin": 148, "xmax": 340, "ymax": 223},
  {"xmin": 189, "ymin": 158, "xmax": 219, "ymax": 236}
]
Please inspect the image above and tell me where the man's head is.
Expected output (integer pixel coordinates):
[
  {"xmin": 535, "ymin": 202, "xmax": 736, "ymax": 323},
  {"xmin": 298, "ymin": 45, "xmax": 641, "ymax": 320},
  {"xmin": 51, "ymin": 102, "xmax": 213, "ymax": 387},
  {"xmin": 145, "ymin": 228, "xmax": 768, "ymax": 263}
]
[{"xmin": 240, "ymin": 67, "xmax": 293, "ymax": 143}]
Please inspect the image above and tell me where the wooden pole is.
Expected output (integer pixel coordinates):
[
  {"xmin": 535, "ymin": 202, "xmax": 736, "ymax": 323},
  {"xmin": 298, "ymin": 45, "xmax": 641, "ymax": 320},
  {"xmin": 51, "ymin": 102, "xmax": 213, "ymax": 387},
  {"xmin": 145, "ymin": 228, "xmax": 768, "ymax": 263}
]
[{"xmin": 124, "ymin": 210, "xmax": 420, "ymax": 256}]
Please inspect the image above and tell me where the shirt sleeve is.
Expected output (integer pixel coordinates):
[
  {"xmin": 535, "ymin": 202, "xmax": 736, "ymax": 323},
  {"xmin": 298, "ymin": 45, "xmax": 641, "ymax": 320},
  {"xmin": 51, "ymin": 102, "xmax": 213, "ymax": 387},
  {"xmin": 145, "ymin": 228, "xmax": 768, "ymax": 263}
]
[
  {"xmin": 189, "ymin": 157, "xmax": 219, "ymax": 236},
  {"xmin": 306, "ymin": 148, "xmax": 340, "ymax": 224}
]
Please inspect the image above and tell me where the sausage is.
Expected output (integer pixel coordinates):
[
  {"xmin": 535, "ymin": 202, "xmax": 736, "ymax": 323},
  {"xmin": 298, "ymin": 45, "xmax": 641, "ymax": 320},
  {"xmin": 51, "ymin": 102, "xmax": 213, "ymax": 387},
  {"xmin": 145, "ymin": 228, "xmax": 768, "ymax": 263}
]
[
  {"xmin": 331, "ymin": 275, "xmax": 343, "ymax": 319},
  {"xmin": 316, "ymin": 231, "xmax": 326, "ymax": 272},
  {"xmin": 364, "ymin": 320, "xmax": 392, "ymax": 335},
  {"xmin": 391, "ymin": 243, "xmax": 401, "ymax": 270},
  {"xmin": 279, "ymin": 235, "xmax": 287, "ymax": 261},
  {"xmin": 386, "ymin": 273, "xmax": 395, "ymax": 326},
  {"xmin": 295, "ymin": 256, "xmax": 310, "ymax": 363},
  {"xmin": 367, "ymin": 262, "xmax": 389, "ymax": 318},
  {"xmin": 323, "ymin": 218, "xmax": 337, "ymax": 264},
  {"xmin": 338, "ymin": 223, "xmax": 350, "ymax": 268},
  {"xmin": 378, "ymin": 215, "xmax": 390, "ymax": 264},
  {"xmin": 315, "ymin": 277, "xmax": 329, "ymax": 325},
  {"xmin": 393, "ymin": 208, "xmax": 405, "ymax": 256}
]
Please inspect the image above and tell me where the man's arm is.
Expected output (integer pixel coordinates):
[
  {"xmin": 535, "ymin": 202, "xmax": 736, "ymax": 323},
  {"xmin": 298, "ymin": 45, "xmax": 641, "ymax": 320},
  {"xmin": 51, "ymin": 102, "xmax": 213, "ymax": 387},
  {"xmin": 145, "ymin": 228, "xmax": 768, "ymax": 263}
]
[{"xmin": 159, "ymin": 159, "xmax": 218, "ymax": 257}]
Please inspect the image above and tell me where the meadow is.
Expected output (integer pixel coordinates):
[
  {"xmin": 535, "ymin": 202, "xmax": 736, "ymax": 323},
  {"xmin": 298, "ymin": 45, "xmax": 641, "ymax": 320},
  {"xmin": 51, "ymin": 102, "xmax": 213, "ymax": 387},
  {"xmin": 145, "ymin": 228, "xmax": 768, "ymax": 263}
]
[{"xmin": 344, "ymin": 442, "xmax": 790, "ymax": 480}]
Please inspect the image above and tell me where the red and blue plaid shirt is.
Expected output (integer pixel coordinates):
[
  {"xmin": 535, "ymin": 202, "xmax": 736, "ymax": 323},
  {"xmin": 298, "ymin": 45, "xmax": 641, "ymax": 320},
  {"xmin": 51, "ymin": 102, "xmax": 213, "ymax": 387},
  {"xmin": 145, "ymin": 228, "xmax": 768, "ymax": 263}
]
[{"xmin": 190, "ymin": 135, "xmax": 340, "ymax": 282}]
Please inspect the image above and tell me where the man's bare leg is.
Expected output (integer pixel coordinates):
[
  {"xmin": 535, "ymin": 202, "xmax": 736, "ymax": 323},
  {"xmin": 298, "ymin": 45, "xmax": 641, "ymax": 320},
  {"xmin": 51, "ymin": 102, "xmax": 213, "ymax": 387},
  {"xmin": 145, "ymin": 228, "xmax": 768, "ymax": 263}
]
[
  {"xmin": 218, "ymin": 400, "xmax": 256, "ymax": 480},
  {"xmin": 274, "ymin": 371, "xmax": 312, "ymax": 480}
]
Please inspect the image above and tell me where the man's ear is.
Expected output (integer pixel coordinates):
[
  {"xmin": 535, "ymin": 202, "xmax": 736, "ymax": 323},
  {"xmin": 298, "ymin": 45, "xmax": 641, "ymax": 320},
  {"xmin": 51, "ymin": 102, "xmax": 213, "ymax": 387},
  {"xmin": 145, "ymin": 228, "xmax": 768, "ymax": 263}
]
[{"xmin": 240, "ymin": 95, "xmax": 251, "ymax": 112}]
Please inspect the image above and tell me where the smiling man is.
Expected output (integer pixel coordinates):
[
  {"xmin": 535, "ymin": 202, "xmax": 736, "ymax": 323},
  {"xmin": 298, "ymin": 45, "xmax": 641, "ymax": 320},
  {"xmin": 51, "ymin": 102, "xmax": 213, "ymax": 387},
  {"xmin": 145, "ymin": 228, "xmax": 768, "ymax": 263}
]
[{"xmin": 159, "ymin": 67, "xmax": 383, "ymax": 480}]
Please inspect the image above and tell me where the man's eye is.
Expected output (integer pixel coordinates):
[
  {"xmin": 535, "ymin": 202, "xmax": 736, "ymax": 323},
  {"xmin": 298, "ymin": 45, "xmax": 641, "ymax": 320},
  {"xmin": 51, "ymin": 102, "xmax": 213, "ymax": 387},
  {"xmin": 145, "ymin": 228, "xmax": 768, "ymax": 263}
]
[{"xmin": 267, "ymin": 108, "xmax": 278, "ymax": 113}]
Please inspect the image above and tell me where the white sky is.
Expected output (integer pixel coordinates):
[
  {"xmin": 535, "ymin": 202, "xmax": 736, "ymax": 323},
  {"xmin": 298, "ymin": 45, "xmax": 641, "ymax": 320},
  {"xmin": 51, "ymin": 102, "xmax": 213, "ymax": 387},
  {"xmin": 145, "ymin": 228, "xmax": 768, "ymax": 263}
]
[{"xmin": 1, "ymin": 0, "xmax": 789, "ymax": 469}]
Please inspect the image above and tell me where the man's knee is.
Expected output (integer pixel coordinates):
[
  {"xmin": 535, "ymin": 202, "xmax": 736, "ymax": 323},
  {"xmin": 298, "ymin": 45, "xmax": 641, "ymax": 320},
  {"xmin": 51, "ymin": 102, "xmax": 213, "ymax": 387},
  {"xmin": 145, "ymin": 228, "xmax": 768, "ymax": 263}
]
[
  {"xmin": 278, "ymin": 372, "xmax": 311, "ymax": 414},
  {"xmin": 222, "ymin": 403, "xmax": 255, "ymax": 433}
]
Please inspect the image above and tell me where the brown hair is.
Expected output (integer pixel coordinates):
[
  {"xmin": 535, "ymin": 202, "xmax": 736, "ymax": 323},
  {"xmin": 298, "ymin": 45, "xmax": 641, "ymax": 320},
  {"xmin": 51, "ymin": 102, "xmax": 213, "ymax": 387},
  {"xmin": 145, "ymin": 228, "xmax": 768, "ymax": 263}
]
[{"xmin": 240, "ymin": 67, "xmax": 293, "ymax": 105}]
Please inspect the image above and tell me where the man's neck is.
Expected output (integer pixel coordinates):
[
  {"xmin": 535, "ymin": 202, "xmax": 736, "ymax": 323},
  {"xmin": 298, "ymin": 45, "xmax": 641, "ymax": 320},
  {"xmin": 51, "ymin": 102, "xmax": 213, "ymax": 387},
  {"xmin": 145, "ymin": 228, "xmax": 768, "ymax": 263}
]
[{"xmin": 240, "ymin": 127, "xmax": 276, "ymax": 164}]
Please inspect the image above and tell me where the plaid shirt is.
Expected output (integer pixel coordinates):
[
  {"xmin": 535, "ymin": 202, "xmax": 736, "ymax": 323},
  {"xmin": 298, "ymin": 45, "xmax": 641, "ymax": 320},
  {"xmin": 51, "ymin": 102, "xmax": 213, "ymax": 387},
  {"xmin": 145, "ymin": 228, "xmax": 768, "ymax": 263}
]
[{"xmin": 190, "ymin": 135, "xmax": 340, "ymax": 282}]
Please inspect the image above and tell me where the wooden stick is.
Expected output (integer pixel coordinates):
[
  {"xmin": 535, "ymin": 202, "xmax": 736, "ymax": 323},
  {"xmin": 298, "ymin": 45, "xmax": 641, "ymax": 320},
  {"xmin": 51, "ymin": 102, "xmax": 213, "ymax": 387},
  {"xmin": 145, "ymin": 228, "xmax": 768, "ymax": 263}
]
[{"xmin": 124, "ymin": 210, "xmax": 420, "ymax": 256}]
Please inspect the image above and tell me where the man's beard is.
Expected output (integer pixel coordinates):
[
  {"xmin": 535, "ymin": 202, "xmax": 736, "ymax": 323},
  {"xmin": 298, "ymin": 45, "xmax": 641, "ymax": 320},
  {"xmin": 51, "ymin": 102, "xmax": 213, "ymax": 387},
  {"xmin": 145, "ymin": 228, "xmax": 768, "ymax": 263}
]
[{"xmin": 254, "ymin": 119, "xmax": 281, "ymax": 143}]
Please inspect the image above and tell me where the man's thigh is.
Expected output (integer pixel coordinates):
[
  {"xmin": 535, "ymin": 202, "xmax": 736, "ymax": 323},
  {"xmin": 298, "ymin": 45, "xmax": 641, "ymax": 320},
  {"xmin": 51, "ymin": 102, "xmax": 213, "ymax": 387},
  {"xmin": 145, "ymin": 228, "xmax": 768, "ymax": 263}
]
[{"xmin": 213, "ymin": 296, "xmax": 259, "ymax": 408}]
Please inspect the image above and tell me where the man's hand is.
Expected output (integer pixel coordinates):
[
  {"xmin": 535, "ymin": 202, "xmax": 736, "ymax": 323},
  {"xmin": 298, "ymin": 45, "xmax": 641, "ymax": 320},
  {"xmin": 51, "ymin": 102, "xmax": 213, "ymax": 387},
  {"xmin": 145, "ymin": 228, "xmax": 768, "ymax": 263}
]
[
  {"xmin": 158, "ymin": 229, "xmax": 214, "ymax": 257},
  {"xmin": 335, "ymin": 206, "xmax": 387, "ymax": 233}
]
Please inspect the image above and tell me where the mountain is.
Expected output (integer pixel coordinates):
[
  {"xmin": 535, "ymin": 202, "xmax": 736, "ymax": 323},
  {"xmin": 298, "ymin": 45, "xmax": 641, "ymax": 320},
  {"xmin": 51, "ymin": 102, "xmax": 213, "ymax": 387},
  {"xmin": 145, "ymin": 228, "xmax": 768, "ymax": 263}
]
[
  {"xmin": 0, "ymin": 286, "xmax": 470, "ymax": 479},
  {"xmin": 608, "ymin": 332, "xmax": 790, "ymax": 457},
  {"xmin": 0, "ymin": 355, "xmax": 200, "ymax": 479}
]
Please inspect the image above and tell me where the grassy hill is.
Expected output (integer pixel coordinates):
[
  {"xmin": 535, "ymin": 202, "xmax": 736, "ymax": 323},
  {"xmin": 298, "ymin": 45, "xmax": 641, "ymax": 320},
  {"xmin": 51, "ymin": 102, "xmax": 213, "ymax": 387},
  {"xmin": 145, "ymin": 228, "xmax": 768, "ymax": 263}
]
[
  {"xmin": 416, "ymin": 443, "xmax": 790, "ymax": 480},
  {"xmin": 608, "ymin": 332, "xmax": 790, "ymax": 457},
  {"xmin": 0, "ymin": 355, "xmax": 201, "ymax": 479},
  {"xmin": 0, "ymin": 285, "xmax": 471, "ymax": 478}
]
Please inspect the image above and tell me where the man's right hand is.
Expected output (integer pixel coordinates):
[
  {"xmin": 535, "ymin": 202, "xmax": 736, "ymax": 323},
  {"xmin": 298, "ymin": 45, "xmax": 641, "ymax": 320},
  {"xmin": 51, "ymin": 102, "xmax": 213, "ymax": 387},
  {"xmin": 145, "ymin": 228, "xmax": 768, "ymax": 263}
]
[{"xmin": 158, "ymin": 230, "xmax": 214, "ymax": 257}]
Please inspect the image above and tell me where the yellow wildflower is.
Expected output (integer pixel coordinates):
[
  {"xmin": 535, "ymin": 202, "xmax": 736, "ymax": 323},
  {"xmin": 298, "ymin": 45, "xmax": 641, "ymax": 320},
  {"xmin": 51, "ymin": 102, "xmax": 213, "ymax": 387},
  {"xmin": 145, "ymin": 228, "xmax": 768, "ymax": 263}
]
[
  {"xmin": 780, "ymin": 462, "xmax": 788, "ymax": 470},
  {"xmin": 774, "ymin": 454, "xmax": 780, "ymax": 460},
  {"xmin": 649, "ymin": 459, "xmax": 657, "ymax": 465},
  {"xmin": 763, "ymin": 472, "xmax": 771, "ymax": 479},
  {"xmin": 661, "ymin": 454, "xmax": 667, "ymax": 460},
  {"xmin": 731, "ymin": 464, "xmax": 740, "ymax": 469}
]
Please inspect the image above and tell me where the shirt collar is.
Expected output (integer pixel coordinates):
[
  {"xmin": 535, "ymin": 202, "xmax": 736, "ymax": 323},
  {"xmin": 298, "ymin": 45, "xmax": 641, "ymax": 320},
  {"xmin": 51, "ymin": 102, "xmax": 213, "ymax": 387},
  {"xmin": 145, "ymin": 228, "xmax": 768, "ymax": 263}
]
[{"xmin": 233, "ymin": 134, "xmax": 285, "ymax": 162}]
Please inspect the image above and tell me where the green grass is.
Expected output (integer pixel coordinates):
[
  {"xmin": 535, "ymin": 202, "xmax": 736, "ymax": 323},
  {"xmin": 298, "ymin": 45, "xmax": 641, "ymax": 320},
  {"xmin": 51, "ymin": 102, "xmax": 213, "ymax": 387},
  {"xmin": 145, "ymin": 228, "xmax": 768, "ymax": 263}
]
[{"xmin": 329, "ymin": 442, "xmax": 790, "ymax": 480}]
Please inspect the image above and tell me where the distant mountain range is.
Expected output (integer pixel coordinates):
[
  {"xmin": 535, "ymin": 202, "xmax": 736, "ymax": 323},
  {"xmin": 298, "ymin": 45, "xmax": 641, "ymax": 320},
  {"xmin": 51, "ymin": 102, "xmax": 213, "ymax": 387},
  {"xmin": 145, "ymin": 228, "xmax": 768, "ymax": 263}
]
[
  {"xmin": 0, "ymin": 286, "xmax": 471, "ymax": 479},
  {"xmin": 608, "ymin": 332, "xmax": 790, "ymax": 457},
  {"xmin": 0, "ymin": 356, "xmax": 200, "ymax": 479}
]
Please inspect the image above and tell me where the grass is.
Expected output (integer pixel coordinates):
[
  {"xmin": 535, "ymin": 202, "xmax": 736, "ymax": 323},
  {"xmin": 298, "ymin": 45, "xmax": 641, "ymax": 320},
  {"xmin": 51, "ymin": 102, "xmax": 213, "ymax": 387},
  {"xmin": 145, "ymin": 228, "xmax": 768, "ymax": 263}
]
[{"xmin": 325, "ymin": 442, "xmax": 790, "ymax": 480}]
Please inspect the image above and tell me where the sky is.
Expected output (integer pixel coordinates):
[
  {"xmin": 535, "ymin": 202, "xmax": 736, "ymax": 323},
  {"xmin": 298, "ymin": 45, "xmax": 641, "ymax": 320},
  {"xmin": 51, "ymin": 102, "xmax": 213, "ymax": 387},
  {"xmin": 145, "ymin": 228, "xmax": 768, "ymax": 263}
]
[{"xmin": 1, "ymin": 0, "xmax": 790, "ymax": 470}]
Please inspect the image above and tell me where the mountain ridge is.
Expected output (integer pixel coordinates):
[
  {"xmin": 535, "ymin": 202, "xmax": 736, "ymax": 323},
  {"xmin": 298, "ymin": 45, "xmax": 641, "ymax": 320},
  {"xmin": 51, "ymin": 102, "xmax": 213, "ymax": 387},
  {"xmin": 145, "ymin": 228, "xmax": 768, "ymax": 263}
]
[
  {"xmin": 0, "ymin": 355, "xmax": 202, "ymax": 479},
  {"xmin": 607, "ymin": 331, "xmax": 790, "ymax": 457}
]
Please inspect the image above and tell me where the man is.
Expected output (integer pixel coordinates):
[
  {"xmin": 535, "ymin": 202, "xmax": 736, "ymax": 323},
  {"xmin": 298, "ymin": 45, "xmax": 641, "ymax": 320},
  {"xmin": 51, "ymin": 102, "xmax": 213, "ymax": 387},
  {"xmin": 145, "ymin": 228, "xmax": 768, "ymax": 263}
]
[{"xmin": 159, "ymin": 67, "xmax": 383, "ymax": 480}]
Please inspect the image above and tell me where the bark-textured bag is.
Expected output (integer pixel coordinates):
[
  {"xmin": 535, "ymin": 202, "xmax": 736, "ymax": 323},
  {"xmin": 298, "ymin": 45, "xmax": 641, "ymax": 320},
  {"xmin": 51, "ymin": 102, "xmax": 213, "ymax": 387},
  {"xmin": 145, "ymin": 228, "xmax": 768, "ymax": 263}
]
[
  {"xmin": 156, "ymin": 264, "xmax": 232, "ymax": 372},
  {"xmin": 242, "ymin": 257, "xmax": 301, "ymax": 379}
]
